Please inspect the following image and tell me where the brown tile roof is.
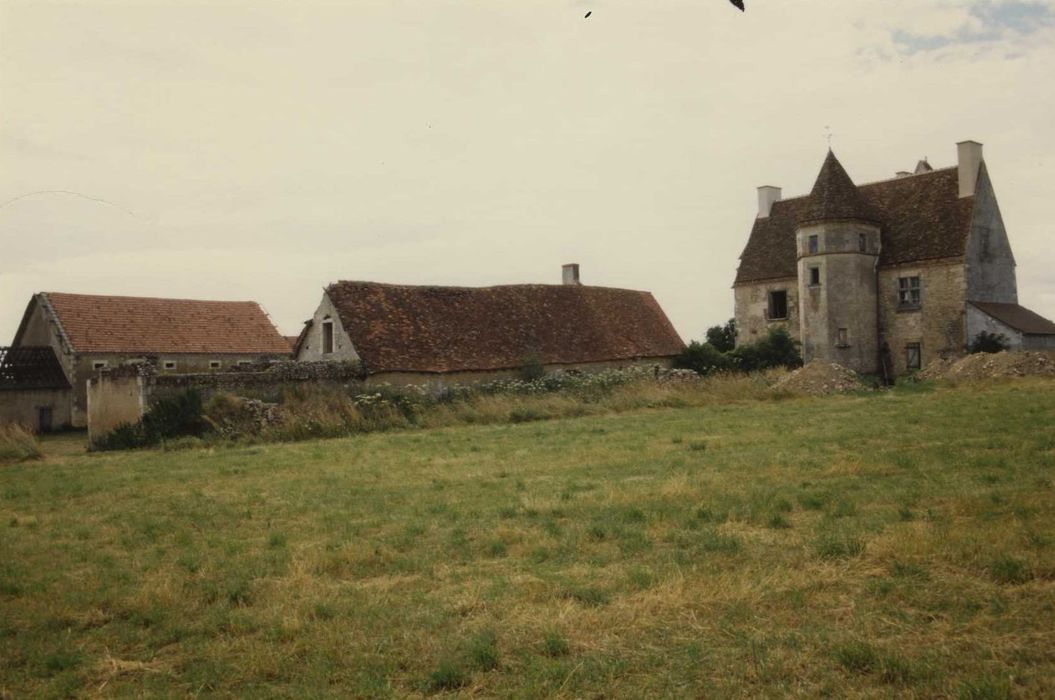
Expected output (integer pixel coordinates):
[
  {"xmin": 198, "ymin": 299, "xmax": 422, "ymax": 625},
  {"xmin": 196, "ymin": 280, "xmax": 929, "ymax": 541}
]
[
  {"xmin": 283, "ymin": 336, "xmax": 300, "ymax": 352},
  {"xmin": 40, "ymin": 292, "xmax": 291, "ymax": 354},
  {"xmin": 325, "ymin": 281, "xmax": 685, "ymax": 374},
  {"xmin": 800, "ymin": 151, "xmax": 881, "ymax": 225},
  {"xmin": 969, "ymin": 301, "xmax": 1055, "ymax": 336},
  {"xmin": 735, "ymin": 161, "xmax": 975, "ymax": 285}
]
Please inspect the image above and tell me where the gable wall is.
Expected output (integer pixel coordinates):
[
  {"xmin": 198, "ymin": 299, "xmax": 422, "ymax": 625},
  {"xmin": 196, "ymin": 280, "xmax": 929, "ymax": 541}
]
[
  {"xmin": 296, "ymin": 292, "xmax": 361, "ymax": 363},
  {"xmin": 965, "ymin": 164, "xmax": 1017, "ymax": 303}
]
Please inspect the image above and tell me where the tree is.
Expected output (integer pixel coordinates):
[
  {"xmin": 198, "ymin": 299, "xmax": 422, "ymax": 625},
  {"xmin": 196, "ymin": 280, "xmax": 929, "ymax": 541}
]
[
  {"xmin": 673, "ymin": 341, "xmax": 734, "ymax": 375},
  {"xmin": 968, "ymin": 331, "xmax": 1010, "ymax": 354},
  {"xmin": 729, "ymin": 327, "xmax": 802, "ymax": 372},
  {"xmin": 705, "ymin": 318, "xmax": 737, "ymax": 353}
]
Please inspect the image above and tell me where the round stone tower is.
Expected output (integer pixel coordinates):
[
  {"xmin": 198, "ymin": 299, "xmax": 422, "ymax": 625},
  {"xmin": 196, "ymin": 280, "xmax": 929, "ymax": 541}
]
[{"xmin": 795, "ymin": 150, "xmax": 882, "ymax": 374}]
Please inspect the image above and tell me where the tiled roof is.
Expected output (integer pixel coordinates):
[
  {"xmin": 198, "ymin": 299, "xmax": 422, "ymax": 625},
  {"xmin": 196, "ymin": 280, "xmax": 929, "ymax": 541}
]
[
  {"xmin": 735, "ymin": 162, "xmax": 975, "ymax": 285},
  {"xmin": 283, "ymin": 336, "xmax": 300, "ymax": 351},
  {"xmin": 325, "ymin": 281, "xmax": 685, "ymax": 374},
  {"xmin": 40, "ymin": 292, "xmax": 291, "ymax": 354},
  {"xmin": 969, "ymin": 301, "xmax": 1055, "ymax": 336},
  {"xmin": 800, "ymin": 151, "xmax": 880, "ymax": 225}
]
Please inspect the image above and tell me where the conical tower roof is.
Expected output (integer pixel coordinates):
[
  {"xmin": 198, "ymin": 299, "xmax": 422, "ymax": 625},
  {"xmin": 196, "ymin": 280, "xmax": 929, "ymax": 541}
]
[{"xmin": 799, "ymin": 150, "xmax": 879, "ymax": 225}]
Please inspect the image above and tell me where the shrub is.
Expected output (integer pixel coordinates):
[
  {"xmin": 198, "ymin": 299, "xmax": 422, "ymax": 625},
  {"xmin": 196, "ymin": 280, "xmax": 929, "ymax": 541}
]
[
  {"xmin": 968, "ymin": 331, "xmax": 1010, "ymax": 354},
  {"xmin": 674, "ymin": 341, "xmax": 733, "ymax": 376},
  {"xmin": 95, "ymin": 390, "xmax": 208, "ymax": 450},
  {"xmin": 730, "ymin": 327, "xmax": 803, "ymax": 372},
  {"xmin": 0, "ymin": 424, "xmax": 43, "ymax": 462},
  {"xmin": 518, "ymin": 353, "xmax": 546, "ymax": 381}
]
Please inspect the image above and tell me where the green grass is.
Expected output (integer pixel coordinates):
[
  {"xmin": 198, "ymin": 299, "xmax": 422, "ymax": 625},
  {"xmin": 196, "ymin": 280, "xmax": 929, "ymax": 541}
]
[{"xmin": 2, "ymin": 378, "xmax": 1054, "ymax": 696}]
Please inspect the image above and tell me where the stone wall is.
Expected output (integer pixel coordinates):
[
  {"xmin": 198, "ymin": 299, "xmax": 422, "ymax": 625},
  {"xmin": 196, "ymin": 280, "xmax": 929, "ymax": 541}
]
[
  {"xmin": 0, "ymin": 388, "xmax": 73, "ymax": 432},
  {"xmin": 878, "ymin": 260, "xmax": 966, "ymax": 375},
  {"xmin": 86, "ymin": 373, "xmax": 144, "ymax": 444},
  {"xmin": 368, "ymin": 357, "xmax": 676, "ymax": 388},
  {"xmin": 733, "ymin": 277, "xmax": 799, "ymax": 347}
]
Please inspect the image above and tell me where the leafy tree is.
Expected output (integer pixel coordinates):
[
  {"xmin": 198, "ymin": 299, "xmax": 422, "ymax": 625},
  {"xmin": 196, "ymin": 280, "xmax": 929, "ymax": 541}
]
[
  {"xmin": 968, "ymin": 331, "xmax": 1010, "ymax": 354},
  {"xmin": 705, "ymin": 318, "xmax": 737, "ymax": 353}
]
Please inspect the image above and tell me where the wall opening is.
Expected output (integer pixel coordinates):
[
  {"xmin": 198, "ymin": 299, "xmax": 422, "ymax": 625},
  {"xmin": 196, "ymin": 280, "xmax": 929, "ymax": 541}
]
[
  {"xmin": 322, "ymin": 320, "xmax": 334, "ymax": 355},
  {"xmin": 767, "ymin": 290, "xmax": 788, "ymax": 320}
]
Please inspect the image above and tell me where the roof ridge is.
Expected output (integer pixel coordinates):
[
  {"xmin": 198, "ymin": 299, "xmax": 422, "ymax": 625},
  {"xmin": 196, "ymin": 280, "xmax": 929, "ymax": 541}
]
[
  {"xmin": 44, "ymin": 291, "xmax": 259, "ymax": 305},
  {"xmin": 329, "ymin": 280, "xmax": 656, "ymax": 295},
  {"xmin": 768, "ymin": 165, "xmax": 959, "ymax": 207}
]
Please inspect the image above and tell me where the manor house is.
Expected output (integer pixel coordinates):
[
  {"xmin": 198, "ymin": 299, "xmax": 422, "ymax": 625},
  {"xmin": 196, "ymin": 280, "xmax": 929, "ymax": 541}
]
[{"xmin": 733, "ymin": 140, "xmax": 1055, "ymax": 377}]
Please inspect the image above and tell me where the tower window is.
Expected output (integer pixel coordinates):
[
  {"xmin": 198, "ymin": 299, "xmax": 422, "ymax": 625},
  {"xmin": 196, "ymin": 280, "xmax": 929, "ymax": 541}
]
[
  {"xmin": 322, "ymin": 320, "xmax": 334, "ymax": 354},
  {"xmin": 858, "ymin": 233, "xmax": 867, "ymax": 252},
  {"xmin": 898, "ymin": 276, "xmax": 921, "ymax": 307},
  {"xmin": 808, "ymin": 235, "xmax": 819, "ymax": 254},
  {"xmin": 837, "ymin": 328, "xmax": 849, "ymax": 347},
  {"xmin": 809, "ymin": 266, "xmax": 821, "ymax": 286},
  {"xmin": 905, "ymin": 343, "xmax": 922, "ymax": 371},
  {"xmin": 767, "ymin": 290, "xmax": 788, "ymax": 320}
]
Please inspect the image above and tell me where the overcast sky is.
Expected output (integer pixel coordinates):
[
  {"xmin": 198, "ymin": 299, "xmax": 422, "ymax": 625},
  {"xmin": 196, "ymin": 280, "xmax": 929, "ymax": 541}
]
[{"xmin": 2, "ymin": 0, "xmax": 1053, "ymax": 342}]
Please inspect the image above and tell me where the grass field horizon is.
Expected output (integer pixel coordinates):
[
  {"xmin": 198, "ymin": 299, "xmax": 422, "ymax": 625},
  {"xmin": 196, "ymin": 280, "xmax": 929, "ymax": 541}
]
[{"xmin": 2, "ymin": 378, "xmax": 1054, "ymax": 697}]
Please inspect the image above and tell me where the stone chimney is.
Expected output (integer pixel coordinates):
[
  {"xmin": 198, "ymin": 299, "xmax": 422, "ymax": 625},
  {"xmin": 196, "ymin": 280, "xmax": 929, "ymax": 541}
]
[
  {"xmin": 957, "ymin": 140, "xmax": 983, "ymax": 198},
  {"xmin": 757, "ymin": 186, "xmax": 782, "ymax": 218},
  {"xmin": 562, "ymin": 263, "xmax": 581, "ymax": 286}
]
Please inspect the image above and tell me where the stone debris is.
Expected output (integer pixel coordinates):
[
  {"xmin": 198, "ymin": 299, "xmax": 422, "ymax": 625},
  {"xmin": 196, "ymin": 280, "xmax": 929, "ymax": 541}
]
[
  {"xmin": 774, "ymin": 360, "xmax": 866, "ymax": 395},
  {"xmin": 919, "ymin": 351, "xmax": 1055, "ymax": 381}
]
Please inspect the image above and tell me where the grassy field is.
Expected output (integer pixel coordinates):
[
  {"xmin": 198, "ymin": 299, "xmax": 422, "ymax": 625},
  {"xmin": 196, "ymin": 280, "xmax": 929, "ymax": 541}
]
[{"xmin": 2, "ymin": 378, "xmax": 1054, "ymax": 698}]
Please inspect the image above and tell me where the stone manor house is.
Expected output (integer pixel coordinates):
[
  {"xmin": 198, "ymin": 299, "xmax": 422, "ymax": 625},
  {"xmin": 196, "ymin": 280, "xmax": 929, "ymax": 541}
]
[{"xmin": 733, "ymin": 140, "xmax": 1055, "ymax": 377}]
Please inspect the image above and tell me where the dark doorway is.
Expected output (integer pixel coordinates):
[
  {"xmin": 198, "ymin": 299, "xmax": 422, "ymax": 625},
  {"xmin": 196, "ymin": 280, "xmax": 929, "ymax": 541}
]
[{"xmin": 38, "ymin": 406, "xmax": 53, "ymax": 433}]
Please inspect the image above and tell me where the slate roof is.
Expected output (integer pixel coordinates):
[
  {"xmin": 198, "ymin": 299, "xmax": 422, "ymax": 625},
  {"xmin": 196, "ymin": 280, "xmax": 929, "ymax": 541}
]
[
  {"xmin": 799, "ymin": 150, "xmax": 881, "ymax": 225},
  {"xmin": 969, "ymin": 301, "xmax": 1055, "ymax": 336},
  {"xmin": 31, "ymin": 292, "xmax": 291, "ymax": 354},
  {"xmin": 325, "ymin": 281, "xmax": 685, "ymax": 374},
  {"xmin": 735, "ymin": 156, "xmax": 975, "ymax": 285}
]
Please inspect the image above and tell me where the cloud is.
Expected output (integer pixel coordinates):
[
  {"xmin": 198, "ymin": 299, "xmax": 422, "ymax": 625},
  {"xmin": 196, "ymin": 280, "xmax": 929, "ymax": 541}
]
[{"xmin": 884, "ymin": 1, "xmax": 1054, "ymax": 56}]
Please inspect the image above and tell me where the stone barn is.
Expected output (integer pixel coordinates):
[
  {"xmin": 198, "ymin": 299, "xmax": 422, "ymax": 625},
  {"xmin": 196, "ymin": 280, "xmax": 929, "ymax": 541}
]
[
  {"xmin": 733, "ymin": 140, "xmax": 1055, "ymax": 377},
  {"xmin": 295, "ymin": 265, "xmax": 685, "ymax": 384},
  {"xmin": 9, "ymin": 292, "xmax": 292, "ymax": 427}
]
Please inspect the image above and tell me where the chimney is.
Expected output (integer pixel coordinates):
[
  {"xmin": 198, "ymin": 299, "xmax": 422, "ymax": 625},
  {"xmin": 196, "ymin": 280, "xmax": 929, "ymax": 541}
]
[
  {"xmin": 562, "ymin": 263, "xmax": 581, "ymax": 286},
  {"xmin": 957, "ymin": 140, "xmax": 983, "ymax": 198},
  {"xmin": 757, "ymin": 186, "xmax": 782, "ymax": 218}
]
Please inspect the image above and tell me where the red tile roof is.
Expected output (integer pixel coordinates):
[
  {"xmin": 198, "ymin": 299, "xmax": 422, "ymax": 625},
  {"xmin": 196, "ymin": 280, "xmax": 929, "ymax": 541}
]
[
  {"xmin": 325, "ymin": 281, "xmax": 685, "ymax": 374},
  {"xmin": 41, "ymin": 292, "xmax": 291, "ymax": 354},
  {"xmin": 735, "ymin": 162, "xmax": 975, "ymax": 285},
  {"xmin": 969, "ymin": 301, "xmax": 1055, "ymax": 336}
]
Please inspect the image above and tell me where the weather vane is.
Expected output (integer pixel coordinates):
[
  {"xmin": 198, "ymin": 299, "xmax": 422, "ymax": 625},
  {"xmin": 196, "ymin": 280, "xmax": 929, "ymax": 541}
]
[{"xmin": 824, "ymin": 125, "xmax": 833, "ymax": 150}]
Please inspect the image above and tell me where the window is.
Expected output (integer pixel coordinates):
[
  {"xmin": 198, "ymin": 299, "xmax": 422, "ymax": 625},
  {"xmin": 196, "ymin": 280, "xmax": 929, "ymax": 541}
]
[
  {"xmin": 322, "ymin": 320, "xmax": 334, "ymax": 355},
  {"xmin": 898, "ymin": 276, "xmax": 921, "ymax": 307},
  {"xmin": 210, "ymin": 360, "xmax": 221, "ymax": 369},
  {"xmin": 237, "ymin": 360, "xmax": 252, "ymax": 367},
  {"xmin": 837, "ymin": 328, "xmax": 849, "ymax": 347},
  {"xmin": 858, "ymin": 233, "xmax": 867, "ymax": 252},
  {"xmin": 905, "ymin": 343, "xmax": 922, "ymax": 371},
  {"xmin": 809, "ymin": 266, "xmax": 821, "ymax": 286},
  {"xmin": 767, "ymin": 290, "xmax": 788, "ymax": 320},
  {"xmin": 92, "ymin": 360, "xmax": 108, "ymax": 370},
  {"xmin": 808, "ymin": 234, "xmax": 819, "ymax": 254},
  {"xmin": 163, "ymin": 360, "xmax": 177, "ymax": 371}
]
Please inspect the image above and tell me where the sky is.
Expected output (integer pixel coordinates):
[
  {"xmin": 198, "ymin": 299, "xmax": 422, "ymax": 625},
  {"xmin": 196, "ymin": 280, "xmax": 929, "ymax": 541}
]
[{"xmin": 2, "ymin": 0, "xmax": 1054, "ymax": 343}]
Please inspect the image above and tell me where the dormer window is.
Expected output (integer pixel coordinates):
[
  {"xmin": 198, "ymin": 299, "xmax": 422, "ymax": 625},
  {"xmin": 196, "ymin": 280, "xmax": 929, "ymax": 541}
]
[{"xmin": 322, "ymin": 319, "xmax": 334, "ymax": 355}]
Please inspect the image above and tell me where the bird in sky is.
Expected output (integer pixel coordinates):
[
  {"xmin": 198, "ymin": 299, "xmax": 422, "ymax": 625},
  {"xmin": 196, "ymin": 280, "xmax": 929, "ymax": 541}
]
[
  {"xmin": 729, "ymin": 0, "xmax": 745, "ymax": 10},
  {"xmin": 584, "ymin": 11, "xmax": 591, "ymax": 18}
]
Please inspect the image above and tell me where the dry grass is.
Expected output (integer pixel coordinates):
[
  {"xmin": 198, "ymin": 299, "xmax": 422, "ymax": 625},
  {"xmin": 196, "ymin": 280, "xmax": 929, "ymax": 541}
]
[
  {"xmin": 0, "ymin": 424, "xmax": 42, "ymax": 463},
  {"xmin": 1, "ymin": 377, "xmax": 1054, "ymax": 697}
]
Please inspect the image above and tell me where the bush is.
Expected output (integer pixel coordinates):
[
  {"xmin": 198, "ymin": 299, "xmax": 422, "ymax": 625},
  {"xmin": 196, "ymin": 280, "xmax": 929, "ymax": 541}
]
[
  {"xmin": 95, "ymin": 390, "xmax": 208, "ymax": 450},
  {"xmin": 968, "ymin": 331, "xmax": 1010, "ymax": 354},
  {"xmin": 730, "ymin": 327, "xmax": 802, "ymax": 372},
  {"xmin": 518, "ymin": 354, "xmax": 545, "ymax": 382},
  {"xmin": 0, "ymin": 424, "xmax": 43, "ymax": 462},
  {"xmin": 674, "ymin": 341, "xmax": 733, "ymax": 376}
]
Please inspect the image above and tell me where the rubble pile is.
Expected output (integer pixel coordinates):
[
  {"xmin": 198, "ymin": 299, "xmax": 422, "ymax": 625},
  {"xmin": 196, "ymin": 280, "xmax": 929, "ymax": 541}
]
[
  {"xmin": 920, "ymin": 351, "xmax": 1055, "ymax": 381},
  {"xmin": 774, "ymin": 361, "xmax": 866, "ymax": 395}
]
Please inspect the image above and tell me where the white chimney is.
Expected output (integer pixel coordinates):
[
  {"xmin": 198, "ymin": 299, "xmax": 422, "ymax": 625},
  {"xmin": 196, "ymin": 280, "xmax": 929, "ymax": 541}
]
[
  {"xmin": 562, "ymin": 263, "xmax": 581, "ymax": 286},
  {"xmin": 757, "ymin": 186, "xmax": 782, "ymax": 218},
  {"xmin": 957, "ymin": 140, "xmax": 983, "ymax": 198}
]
